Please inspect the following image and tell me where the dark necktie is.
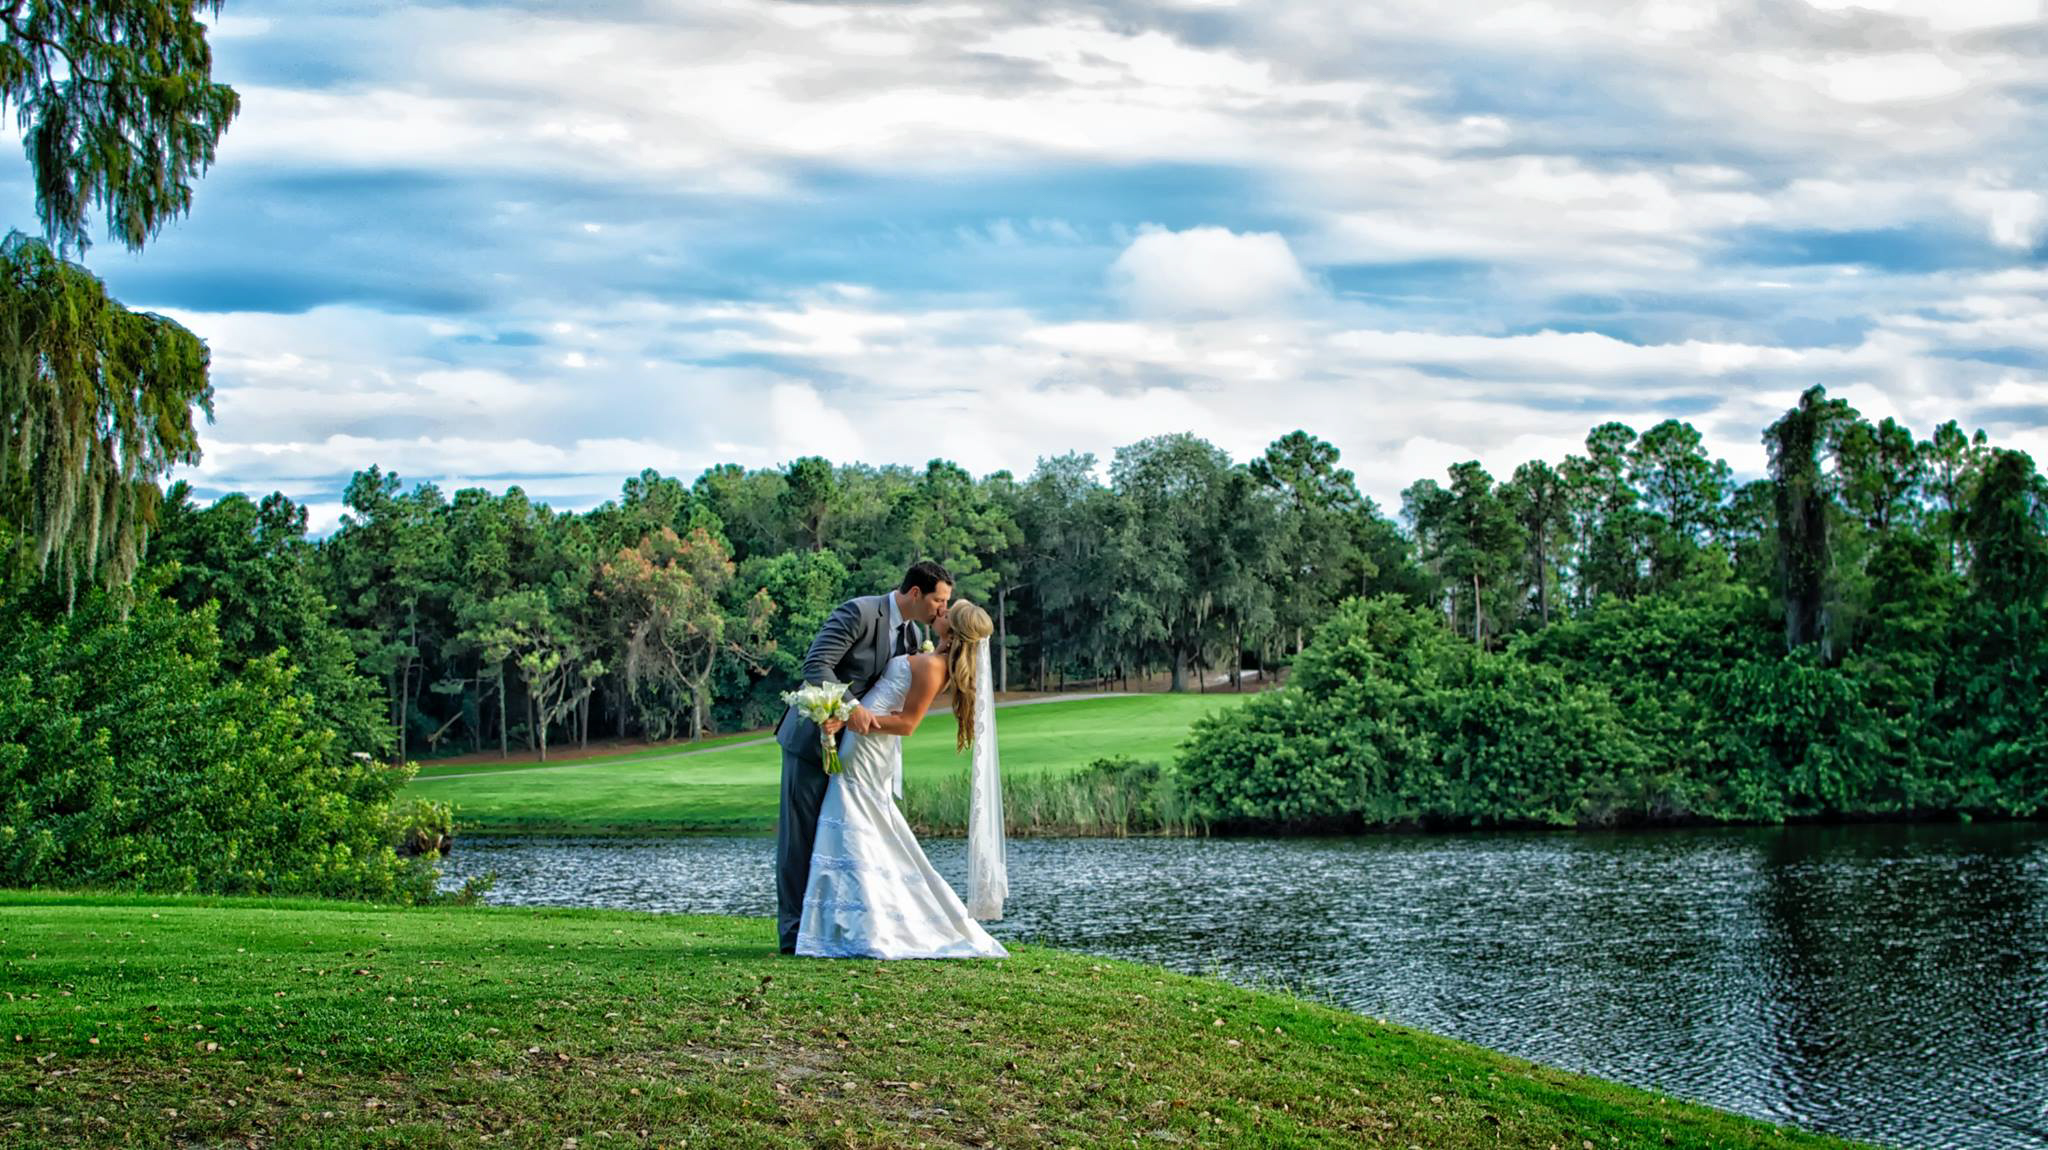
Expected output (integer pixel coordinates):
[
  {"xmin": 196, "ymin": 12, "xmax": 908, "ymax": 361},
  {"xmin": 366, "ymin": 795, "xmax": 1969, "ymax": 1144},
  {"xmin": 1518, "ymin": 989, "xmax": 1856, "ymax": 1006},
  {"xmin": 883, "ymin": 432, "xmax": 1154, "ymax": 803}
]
[{"xmin": 894, "ymin": 621, "xmax": 916, "ymax": 656}]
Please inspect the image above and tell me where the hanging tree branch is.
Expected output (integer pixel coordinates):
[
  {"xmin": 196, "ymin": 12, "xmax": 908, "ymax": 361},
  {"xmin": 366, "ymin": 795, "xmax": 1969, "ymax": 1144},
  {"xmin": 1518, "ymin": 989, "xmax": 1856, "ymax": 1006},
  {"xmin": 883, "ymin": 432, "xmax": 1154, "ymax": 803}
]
[
  {"xmin": 0, "ymin": 233, "xmax": 211, "ymax": 599},
  {"xmin": 0, "ymin": 0, "xmax": 240, "ymax": 254}
]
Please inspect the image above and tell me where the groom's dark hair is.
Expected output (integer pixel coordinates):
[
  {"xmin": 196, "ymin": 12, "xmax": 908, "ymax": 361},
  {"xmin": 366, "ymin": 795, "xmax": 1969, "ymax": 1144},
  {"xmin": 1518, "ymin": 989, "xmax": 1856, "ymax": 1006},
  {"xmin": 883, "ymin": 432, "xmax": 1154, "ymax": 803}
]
[{"xmin": 900, "ymin": 560, "xmax": 953, "ymax": 595}]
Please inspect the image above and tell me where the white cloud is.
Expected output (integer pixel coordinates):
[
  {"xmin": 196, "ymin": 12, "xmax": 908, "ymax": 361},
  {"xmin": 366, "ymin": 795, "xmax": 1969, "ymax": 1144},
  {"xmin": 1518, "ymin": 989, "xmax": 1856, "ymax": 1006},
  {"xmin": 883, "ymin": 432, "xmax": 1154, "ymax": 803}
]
[
  {"xmin": 165, "ymin": 283, "xmax": 2024, "ymax": 520},
  {"xmin": 1815, "ymin": 54, "xmax": 1970, "ymax": 105},
  {"xmin": 1801, "ymin": 0, "xmax": 2042, "ymax": 31},
  {"xmin": 768, "ymin": 382, "xmax": 870, "ymax": 463},
  {"xmin": 1110, "ymin": 227, "xmax": 1312, "ymax": 316},
  {"xmin": 1955, "ymin": 178, "xmax": 2046, "ymax": 249}
]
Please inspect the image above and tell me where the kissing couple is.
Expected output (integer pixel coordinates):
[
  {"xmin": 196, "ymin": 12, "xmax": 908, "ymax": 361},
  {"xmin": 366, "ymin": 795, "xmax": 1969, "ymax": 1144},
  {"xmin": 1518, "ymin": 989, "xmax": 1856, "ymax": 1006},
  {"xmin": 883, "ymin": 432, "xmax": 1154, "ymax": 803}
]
[{"xmin": 774, "ymin": 560, "xmax": 1009, "ymax": 960}]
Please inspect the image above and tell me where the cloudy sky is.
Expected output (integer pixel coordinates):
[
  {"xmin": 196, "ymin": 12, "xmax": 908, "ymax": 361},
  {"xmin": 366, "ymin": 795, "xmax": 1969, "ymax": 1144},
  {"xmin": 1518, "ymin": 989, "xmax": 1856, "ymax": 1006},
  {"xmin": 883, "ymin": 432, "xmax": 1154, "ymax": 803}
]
[{"xmin": 13, "ymin": 0, "xmax": 2048, "ymax": 529}]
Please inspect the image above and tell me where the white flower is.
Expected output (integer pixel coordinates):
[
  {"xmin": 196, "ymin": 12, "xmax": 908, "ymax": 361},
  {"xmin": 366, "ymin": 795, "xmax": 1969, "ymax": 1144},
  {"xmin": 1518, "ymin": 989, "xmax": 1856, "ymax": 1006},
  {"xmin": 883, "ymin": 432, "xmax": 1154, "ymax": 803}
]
[
  {"xmin": 920, "ymin": 640, "xmax": 936, "ymax": 653},
  {"xmin": 782, "ymin": 682, "xmax": 857, "ymax": 774}
]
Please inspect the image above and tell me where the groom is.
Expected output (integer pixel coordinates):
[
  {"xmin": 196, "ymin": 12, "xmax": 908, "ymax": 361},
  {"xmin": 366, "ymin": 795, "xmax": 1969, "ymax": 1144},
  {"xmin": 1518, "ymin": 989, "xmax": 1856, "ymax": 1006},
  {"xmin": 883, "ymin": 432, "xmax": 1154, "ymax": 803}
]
[{"xmin": 775, "ymin": 559, "xmax": 954, "ymax": 954}]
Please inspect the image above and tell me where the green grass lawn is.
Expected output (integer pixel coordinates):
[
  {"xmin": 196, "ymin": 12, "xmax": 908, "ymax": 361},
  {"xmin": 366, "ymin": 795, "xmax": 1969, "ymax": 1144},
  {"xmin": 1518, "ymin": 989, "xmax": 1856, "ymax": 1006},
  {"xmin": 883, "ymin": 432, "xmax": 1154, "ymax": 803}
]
[
  {"xmin": 403, "ymin": 694, "xmax": 1246, "ymax": 834},
  {"xmin": 0, "ymin": 892, "xmax": 1871, "ymax": 1150},
  {"xmin": 410, "ymin": 730, "xmax": 768, "ymax": 781}
]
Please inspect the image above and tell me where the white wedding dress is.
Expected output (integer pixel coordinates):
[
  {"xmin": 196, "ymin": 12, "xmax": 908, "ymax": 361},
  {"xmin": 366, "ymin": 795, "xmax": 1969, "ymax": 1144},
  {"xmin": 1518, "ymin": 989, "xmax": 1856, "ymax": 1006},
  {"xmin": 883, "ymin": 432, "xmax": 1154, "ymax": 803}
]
[{"xmin": 795, "ymin": 655, "xmax": 1008, "ymax": 960}]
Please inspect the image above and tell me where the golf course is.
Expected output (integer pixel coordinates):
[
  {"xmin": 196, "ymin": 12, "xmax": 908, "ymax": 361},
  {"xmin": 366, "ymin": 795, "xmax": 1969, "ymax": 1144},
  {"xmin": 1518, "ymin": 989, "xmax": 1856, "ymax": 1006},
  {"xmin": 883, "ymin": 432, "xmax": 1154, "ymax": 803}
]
[{"xmin": 404, "ymin": 694, "xmax": 1247, "ymax": 834}]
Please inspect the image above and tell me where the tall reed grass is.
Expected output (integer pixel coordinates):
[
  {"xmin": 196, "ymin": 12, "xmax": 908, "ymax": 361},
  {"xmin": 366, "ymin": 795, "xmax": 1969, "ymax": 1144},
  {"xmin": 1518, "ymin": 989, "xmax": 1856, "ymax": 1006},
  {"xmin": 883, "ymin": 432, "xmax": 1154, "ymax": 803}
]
[{"xmin": 902, "ymin": 757, "xmax": 1208, "ymax": 837}]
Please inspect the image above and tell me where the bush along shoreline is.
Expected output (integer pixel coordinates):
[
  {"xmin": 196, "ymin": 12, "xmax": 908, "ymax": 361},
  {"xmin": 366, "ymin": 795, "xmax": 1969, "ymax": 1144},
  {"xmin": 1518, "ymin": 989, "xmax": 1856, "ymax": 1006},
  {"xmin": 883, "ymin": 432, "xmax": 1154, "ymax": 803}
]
[
  {"xmin": 0, "ymin": 574, "xmax": 454, "ymax": 902},
  {"xmin": 1177, "ymin": 590, "xmax": 2047, "ymax": 835}
]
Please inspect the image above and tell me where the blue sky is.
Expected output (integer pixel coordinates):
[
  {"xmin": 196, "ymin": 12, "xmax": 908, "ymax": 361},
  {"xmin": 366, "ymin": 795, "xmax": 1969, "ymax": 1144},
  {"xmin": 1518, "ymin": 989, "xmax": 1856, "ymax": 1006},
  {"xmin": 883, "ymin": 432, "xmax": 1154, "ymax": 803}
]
[{"xmin": 14, "ymin": 0, "xmax": 2048, "ymax": 528}]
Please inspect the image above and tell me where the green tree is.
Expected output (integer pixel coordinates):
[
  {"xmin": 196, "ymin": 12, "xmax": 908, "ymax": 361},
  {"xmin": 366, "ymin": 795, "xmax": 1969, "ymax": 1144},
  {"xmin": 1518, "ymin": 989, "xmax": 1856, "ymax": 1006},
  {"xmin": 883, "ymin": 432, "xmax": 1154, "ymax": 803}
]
[
  {"xmin": 1836, "ymin": 416, "xmax": 1924, "ymax": 536},
  {"xmin": 153, "ymin": 484, "xmax": 388, "ymax": 758},
  {"xmin": 881, "ymin": 460, "xmax": 1012, "ymax": 603},
  {"xmin": 1251, "ymin": 431, "xmax": 1365, "ymax": 652},
  {"xmin": 1, "ymin": 0, "xmax": 240, "ymax": 254},
  {"xmin": 1212, "ymin": 465, "xmax": 1283, "ymax": 688},
  {"xmin": 1841, "ymin": 532, "xmax": 1960, "ymax": 811},
  {"xmin": 440, "ymin": 486, "xmax": 548, "ymax": 756},
  {"xmin": 1944, "ymin": 449, "xmax": 2048, "ymax": 813},
  {"xmin": 1561, "ymin": 422, "xmax": 1646, "ymax": 606},
  {"xmin": 321, "ymin": 468, "xmax": 453, "ymax": 761},
  {"xmin": 1962, "ymin": 449, "xmax": 2048, "ymax": 606},
  {"xmin": 598, "ymin": 527, "xmax": 768, "ymax": 740},
  {"xmin": 1439, "ymin": 461, "xmax": 1523, "ymax": 648},
  {"xmin": 1400, "ymin": 476, "xmax": 1452, "ymax": 621},
  {"xmin": 0, "ymin": 235, "xmax": 210, "ymax": 599},
  {"xmin": 691, "ymin": 462, "xmax": 784, "ymax": 561},
  {"xmin": 1110, "ymin": 434, "xmax": 1236, "ymax": 692},
  {"xmin": 1766, "ymin": 387, "xmax": 1853, "ymax": 657},
  {"xmin": 779, "ymin": 456, "xmax": 844, "ymax": 553},
  {"xmin": 1017, "ymin": 453, "xmax": 1121, "ymax": 689},
  {"xmin": 1628, "ymin": 419, "xmax": 1731, "ymax": 587},
  {"xmin": 1724, "ymin": 478, "xmax": 1778, "ymax": 591},
  {"xmin": 976, "ymin": 469, "xmax": 1030, "ymax": 692},
  {"xmin": 1178, "ymin": 595, "xmax": 1646, "ymax": 829},
  {"xmin": 1921, "ymin": 420, "xmax": 1990, "ymax": 573},
  {"xmin": 0, "ymin": 3, "xmax": 238, "ymax": 600},
  {"xmin": 0, "ymin": 574, "xmax": 434, "ymax": 901},
  {"xmin": 471, "ymin": 588, "xmax": 585, "ymax": 763},
  {"xmin": 1502, "ymin": 459, "xmax": 1570, "ymax": 627},
  {"xmin": 729, "ymin": 547, "xmax": 848, "ymax": 727}
]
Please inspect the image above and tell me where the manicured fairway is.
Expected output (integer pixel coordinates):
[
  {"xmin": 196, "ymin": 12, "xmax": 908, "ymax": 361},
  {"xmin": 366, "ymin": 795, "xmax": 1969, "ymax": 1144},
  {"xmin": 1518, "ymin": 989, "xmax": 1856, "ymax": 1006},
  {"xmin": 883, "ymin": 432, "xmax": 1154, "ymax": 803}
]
[
  {"xmin": 403, "ymin": 694, "xmax": 1248, "ymax": 834},
  {"xmin": 0, "ymin": 892, "xmax": 1871, "ymax": 1150},
  {"xmin": 410, "ymin": 729, "xmax": 768, "ymax": 780}
]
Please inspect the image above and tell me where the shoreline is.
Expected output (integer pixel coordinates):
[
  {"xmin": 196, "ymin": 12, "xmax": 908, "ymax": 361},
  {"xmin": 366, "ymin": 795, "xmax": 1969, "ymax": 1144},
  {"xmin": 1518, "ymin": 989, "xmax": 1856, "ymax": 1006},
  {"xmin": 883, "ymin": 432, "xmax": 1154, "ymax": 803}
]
[{"xmin": 434, "ymin": 809, "xmax": 2048, "ymax": 841}]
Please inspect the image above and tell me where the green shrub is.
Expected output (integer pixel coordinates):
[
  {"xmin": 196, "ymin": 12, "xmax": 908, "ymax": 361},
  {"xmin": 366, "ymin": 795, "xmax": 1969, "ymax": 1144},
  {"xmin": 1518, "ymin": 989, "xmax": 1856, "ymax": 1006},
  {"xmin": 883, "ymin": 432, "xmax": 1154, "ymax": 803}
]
[
  {"xmin": 1179, "ymin": 595, "xmax": 1649, "ymax": 830},
  {"xmin": 0, "ymin": 575, "xmax": 439, "ymax": 901},
  {"xmin": 388, "ymin": 796, "xmax": 454, "ymax": 857},
  {"xmin": 1184, "ymin": 582, "xmax": 2047, "ymax": 830}
]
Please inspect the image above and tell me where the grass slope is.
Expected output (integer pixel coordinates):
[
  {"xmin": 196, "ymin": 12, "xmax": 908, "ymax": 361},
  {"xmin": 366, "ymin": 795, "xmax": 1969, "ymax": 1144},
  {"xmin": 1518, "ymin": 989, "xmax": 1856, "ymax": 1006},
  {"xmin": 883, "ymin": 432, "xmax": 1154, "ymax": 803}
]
[
  {"xmin": 404, "ymin": 694, "xmax": 1245, "ymax": 834},
  {"xmin": 0, "ymin": 893, "xmax": 1870, "ymax": 1150}
]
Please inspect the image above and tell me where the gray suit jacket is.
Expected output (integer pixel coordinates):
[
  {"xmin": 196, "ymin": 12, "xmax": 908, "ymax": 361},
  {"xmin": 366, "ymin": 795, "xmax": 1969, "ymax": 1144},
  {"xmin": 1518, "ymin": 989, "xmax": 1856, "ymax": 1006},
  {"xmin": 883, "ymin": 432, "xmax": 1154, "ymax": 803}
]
[{"xmin": 775, "ymin": 593, "xmax": 926, "ymax": 762}]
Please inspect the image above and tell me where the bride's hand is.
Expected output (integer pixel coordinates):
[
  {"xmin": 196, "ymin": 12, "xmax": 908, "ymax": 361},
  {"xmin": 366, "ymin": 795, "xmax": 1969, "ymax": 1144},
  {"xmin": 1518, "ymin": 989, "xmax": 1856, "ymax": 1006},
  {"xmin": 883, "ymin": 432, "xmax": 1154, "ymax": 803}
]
[{"xmin": 847, "ymin": 704, "xmax": 879, "ymax": 735}]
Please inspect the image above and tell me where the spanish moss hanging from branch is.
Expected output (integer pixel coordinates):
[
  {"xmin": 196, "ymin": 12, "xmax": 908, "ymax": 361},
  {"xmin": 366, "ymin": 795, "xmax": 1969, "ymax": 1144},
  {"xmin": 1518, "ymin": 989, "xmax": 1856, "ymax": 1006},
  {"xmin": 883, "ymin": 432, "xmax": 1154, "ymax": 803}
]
[{"xmin": 0, "ymin": 232, "xmax": 212, "ymax": 601}]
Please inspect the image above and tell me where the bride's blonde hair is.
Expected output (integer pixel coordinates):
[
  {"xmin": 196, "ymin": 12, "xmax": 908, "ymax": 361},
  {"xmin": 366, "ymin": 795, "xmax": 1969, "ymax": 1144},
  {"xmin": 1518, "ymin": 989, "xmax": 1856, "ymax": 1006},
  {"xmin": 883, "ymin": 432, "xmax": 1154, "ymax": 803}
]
[{"xmin": 944, "ymin": 600, "xmax": 994, "ymax": 751}]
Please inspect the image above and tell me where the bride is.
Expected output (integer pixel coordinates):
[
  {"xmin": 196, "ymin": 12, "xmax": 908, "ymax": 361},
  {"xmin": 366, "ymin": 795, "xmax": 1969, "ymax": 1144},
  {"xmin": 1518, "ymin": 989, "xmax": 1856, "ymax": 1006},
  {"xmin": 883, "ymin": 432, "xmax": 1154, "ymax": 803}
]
[{"xmin": 795, "ymin": 600, "xmax": 1008, "ymax": 960}]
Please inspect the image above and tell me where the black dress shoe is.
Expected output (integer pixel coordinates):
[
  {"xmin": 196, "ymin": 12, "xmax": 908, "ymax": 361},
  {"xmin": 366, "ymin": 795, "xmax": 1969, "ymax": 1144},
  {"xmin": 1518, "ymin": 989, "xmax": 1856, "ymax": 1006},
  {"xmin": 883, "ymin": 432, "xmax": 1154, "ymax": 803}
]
[{"xmin": 779, "ymin": 945, "xmax": 796, "ymax": 955}]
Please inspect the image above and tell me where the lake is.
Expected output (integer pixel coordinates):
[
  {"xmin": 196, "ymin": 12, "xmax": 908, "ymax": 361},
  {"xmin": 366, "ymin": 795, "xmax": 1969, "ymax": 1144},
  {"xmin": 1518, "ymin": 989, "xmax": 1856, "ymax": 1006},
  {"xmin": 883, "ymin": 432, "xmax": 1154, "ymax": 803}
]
[{"xmin": 438, "ymin": 822, "xmax": 2048, "ymax": 1150}]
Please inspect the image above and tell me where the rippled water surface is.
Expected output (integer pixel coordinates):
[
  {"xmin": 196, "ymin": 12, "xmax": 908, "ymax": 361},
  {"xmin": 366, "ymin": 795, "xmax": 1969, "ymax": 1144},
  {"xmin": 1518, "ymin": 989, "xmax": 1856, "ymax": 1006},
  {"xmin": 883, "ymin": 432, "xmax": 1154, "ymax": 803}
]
[{"xmin": 439, "ymin": 824, "xmax": 2048, "ymax": 1150}]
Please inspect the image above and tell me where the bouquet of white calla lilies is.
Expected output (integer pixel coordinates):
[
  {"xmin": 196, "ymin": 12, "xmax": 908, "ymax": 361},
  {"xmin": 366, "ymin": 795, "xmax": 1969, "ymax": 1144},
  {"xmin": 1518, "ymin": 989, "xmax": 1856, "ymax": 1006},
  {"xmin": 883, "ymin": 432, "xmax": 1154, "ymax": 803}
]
[{"xmin": 783, "ymin": 681, "xmax": 858, "ymax": 774}]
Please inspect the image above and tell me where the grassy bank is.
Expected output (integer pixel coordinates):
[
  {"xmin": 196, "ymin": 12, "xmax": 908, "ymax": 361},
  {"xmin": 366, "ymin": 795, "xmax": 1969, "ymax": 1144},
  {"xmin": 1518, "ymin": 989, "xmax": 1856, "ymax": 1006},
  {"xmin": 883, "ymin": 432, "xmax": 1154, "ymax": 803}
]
[
  {"xmin": 0, "ymin": 892, "xmax": 1868, "ymax": 1149},
  {"xmin": 403, "ymin": 694, "xmax": 1245, "ymax": 834}
]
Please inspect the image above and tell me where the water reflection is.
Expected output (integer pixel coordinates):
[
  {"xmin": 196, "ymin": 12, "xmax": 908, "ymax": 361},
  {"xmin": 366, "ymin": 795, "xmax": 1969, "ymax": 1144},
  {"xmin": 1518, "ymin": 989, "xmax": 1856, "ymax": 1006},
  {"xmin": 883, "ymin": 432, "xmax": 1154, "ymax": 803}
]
[{"xmin": 438, "ymin": 824, "xmax": 2048, "ymax": 1150}]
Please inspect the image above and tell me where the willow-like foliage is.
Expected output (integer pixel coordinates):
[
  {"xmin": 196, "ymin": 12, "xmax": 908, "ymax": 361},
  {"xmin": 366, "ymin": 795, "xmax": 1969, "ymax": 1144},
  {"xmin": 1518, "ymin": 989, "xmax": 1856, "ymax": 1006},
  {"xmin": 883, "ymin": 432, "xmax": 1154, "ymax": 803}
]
[
  {"xmin": 0, "ymin": 0, "xmax": 240, "ymax": 254},
  {"xmin": 1767, "ymin": 386, "xmax": 1834, "ymax": 656},
  {"xmin": 1963, "ymin": 449, "xmax": 2048, "ymax": 607},
  {"xmin": 0, "ymin": 232, "xmax": 212, "ymax": 598}
]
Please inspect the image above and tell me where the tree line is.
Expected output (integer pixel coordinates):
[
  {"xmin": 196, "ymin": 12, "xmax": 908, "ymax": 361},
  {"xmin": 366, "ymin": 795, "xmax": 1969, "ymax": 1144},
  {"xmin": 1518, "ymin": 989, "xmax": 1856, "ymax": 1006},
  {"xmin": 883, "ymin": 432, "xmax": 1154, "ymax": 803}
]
[
  {"xmin": 121, "ymin": 392, "xmax": 2048, "ymax": 788},
  {"xmin": 143, "ymin": 430, "xmax": 1411, "ymax": 763}
]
